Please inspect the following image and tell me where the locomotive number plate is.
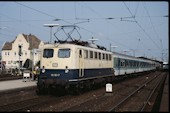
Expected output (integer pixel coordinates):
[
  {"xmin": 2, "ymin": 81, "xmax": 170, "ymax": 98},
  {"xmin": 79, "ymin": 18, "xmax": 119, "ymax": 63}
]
[{"xmin": 51, "ymin": 74, "xmax": 60, "ymax": 77}]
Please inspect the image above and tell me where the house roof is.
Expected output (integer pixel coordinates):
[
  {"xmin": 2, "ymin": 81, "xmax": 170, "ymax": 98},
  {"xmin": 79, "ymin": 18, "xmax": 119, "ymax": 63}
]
[
  {"xmin": 23, "ymin": 34, "xmax": 41, "ymax": 50},
  {"xmin": 1, "ymin": 42, "xmax": 12, "ymax": 50},
  {"xmin": 2, "ymin": 33, "xmax": 41, "ymax": 50}
]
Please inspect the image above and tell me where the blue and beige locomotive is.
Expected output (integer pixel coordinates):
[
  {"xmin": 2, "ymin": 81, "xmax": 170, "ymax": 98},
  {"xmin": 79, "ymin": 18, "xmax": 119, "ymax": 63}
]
[
  {"xmin": 37, "ymin": 41, "xmax": 114, "ymax": 94},
  {"xmin": 36, "ymin": 25, "xmax": 160, "ymax": 94}
]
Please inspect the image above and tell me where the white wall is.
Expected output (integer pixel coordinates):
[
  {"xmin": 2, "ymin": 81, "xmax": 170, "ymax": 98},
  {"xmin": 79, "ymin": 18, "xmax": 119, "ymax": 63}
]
[{"xmin": 1, "ymin": 34, "xmax": 44, "ymax": 70}]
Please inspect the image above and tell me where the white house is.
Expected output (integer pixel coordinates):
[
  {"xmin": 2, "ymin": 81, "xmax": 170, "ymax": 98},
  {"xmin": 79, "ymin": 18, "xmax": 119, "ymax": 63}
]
[{"xmin": 1, "ymin": 33, "xmax": 44, "ymax": 70}]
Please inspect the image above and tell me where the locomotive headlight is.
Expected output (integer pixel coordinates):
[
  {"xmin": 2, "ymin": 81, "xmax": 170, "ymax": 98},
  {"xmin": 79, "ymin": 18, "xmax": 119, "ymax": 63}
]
[
  {"xmin": 65, "ymin": 66, "xmax": 69, "ymax": 73},
  {"xmin": 42, "ymin": 66, "xmax": 45, "ymax": 73}
]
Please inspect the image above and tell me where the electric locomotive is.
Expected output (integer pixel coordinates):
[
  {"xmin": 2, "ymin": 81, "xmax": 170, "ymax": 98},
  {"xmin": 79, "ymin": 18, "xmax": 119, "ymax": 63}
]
[
  {"xmin": 36, "ymin": 25, "xmax": 160, "ymax": 94},
  {"xmin": 36, "ymin": 25, "xmax": 115, "ymax": 94}
]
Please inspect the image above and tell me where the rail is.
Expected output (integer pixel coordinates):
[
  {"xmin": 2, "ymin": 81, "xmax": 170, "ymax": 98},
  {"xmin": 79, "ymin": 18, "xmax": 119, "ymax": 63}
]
[{"xmin": 109, "ymin": 72, "xmax": 164, "ymax": 112}]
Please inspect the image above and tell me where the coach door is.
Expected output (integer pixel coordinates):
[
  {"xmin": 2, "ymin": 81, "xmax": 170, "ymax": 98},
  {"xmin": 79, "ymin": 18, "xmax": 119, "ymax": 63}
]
[{"xmin": 78, "ymin": 49, "xmax": 84, "ymax": 77}]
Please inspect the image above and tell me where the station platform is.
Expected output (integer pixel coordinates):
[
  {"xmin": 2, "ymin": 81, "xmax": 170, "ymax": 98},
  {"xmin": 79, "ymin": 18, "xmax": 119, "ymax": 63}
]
[{"xmin": 0, "ymin": 79, "xmax": 37, "ymax": 92}]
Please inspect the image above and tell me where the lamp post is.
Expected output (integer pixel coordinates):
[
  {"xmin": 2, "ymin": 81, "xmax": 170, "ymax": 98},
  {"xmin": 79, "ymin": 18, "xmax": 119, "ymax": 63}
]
[{"xmin": 43, "ymin": 24, "xmax": 59, "ymax": 43}]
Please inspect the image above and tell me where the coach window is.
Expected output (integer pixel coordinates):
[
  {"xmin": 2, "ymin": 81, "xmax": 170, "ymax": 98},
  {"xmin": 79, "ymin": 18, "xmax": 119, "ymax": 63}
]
[
  {"xmin": 134, "ymin": 61, "xmax": 136, "ymax": 67},
  {"xmin": 120, "ymin": 60, "xmax": 123, "ymax": 67},
  {"xmin": 125, "ymin": 60, "xmax": 128, "ymax": 67},
  {"xmin": 58, "ymin": 49, "xmax": 71, "ymax": 58},
  {"xmin": 114, "ymin": 58, "xmax": 118, "ymax": 67},
  {"xmin": 121, "ymin": 60, "xmax": 125, "ymax": 67}
]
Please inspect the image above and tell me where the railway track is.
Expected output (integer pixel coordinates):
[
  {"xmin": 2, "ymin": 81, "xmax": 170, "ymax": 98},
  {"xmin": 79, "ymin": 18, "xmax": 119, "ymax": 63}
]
[
  {"xmin": 0, "ymin": 71, "xmax": 166, "ymax": 112},
  {"xmin": 0, "ymin": 95, "xmax": 59, "ymax": 112},
  {"xmin": 109, "ymin": 72, "xmax": 166, "ymax": 112},
  {"xmin": 57, "ymin": 71, "xmax": 166, "ymax": 112},
  {"xmin": 0, "ymin": 74, "xmax": 22, "ymax": 81}
]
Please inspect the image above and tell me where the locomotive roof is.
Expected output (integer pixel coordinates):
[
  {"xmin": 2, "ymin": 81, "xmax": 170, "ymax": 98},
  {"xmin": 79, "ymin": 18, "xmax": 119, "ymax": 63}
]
[
  {"xmin": 54, "ymin": 40, "xmax": 107, "ymax": 51},
  {"xmin": 112, "ymin": 50, "xmax": 158, "ymax": 63}
]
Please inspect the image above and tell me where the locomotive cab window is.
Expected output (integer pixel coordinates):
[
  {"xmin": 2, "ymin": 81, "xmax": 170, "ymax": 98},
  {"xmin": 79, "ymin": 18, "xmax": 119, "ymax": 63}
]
[
  {"xmin": 58, "ymin": 49, "xmax": 71, "ymax": 58},
  {"xmin": 43, "ymin": 49, "xmax": 54, "ymax": 58}
]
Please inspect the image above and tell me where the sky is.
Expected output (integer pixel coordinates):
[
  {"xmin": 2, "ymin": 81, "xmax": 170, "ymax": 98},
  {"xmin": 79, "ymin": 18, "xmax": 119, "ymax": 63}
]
[{"xmin": 0, "ymin": 1, "xmax": 169, "ymax": 62}]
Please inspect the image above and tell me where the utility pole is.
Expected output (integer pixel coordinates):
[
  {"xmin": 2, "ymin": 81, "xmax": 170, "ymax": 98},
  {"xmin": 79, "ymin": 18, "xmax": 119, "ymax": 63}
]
[
  {"xmin": 43, "ymin": 24, "xmax": 59, "ymax": 43},
  {"xmin": 30, "ymin": 34, "xmax": 34, "ymax": 81},
  {"xmin": 18, "ymin": 45, "xmax": 22, "ymax": 75}
]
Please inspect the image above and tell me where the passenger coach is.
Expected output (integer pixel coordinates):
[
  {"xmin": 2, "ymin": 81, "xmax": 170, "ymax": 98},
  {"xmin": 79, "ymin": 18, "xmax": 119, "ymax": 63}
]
[{"xmin": 113, "ymin": 52, "xmax": 157, "ymax": 76}]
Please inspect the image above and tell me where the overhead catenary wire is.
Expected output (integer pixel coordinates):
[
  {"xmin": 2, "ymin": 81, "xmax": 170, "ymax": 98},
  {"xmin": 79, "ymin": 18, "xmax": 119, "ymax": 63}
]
[
  {"xmin": 1, "ymin": 2, "xmax": 167, "ymax": 61},
  {"xmin": 81, "ymin": 2, "xmax": 138, "ymax": 51},
  {"xmin": 142, "ymin": 2, "xmax": 163, "ymax": 51},
  {"xmin": 123, "ymin": 1, "xmax": 162, "ymax": 52}
]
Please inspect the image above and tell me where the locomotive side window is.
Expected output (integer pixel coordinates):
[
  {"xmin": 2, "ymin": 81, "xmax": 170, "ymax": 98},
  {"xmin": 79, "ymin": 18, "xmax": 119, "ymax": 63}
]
[
  {"xmin": 109, "ymin": 54, "xmax": 111, "ymax": 61},
  {"xmin": 79, "ymin": 50, "xmax": 82, "ymax": 58},
  {"xmin": 103, "ymin": 53, "xmax": 105, "ymax": 60},
  {"xmin": 90, "ymin": 51, "xmax": 93, "ymax": 59},
  {"xmin": 84, "ymin": 50, "xmax": 88, "ymax": 59},
  {"xmin": 106, "ymin": 54, "xmax": 108, "ymax": 60},
  {"xmin": 99, "ymin": 52, "xmax": 101, "ymax": 60},
  {"xmin": 43, "ymin": 49, "xmax": 54, "ymax": 58},
  {"xmin": 95, "ymin": 52, "xmax": 97, "ymax": 59},
  {"xmin": 58, "ymin": 49, "xmax": 70, "ymax": 58}
]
